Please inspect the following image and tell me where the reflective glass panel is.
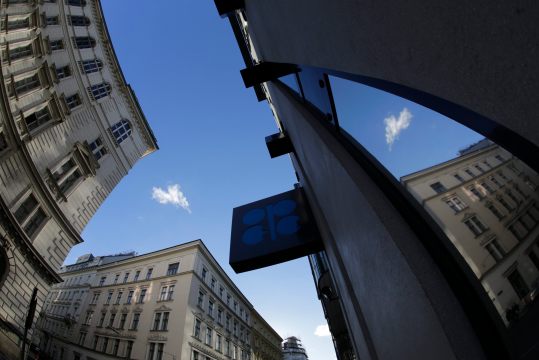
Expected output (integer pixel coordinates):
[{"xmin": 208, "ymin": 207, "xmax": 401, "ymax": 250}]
[{"xmin": 330, "ymin": 75, "xmax": 539, "ymax": 328}]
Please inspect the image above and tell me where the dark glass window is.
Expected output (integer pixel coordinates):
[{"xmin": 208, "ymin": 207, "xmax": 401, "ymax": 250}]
[
  {"xmin": 79, "ymin": 59, "xmax": 103, "ymax": 74},
  {"xmin": 110, "ymin": 120, "xmax": 131, "ymax": 145},
  {"xmin": 167, "ymin": 262, "xmax": 179, "ymax": 275},
  {"xmin": 72, "ymin": 36, "xmax": 95, "ymax": 49},
  {"xmin": 67, "ymin": 15, "xmax": 90, "ymax": 26}
]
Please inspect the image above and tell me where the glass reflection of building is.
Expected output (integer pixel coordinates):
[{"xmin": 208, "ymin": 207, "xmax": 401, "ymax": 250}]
[
  {"xmin": 401, "ymin": 139, "xmax": 539, "ymax": 324},
  {"xmin": 215, "ymin": 1, "xmax": 539, "ymax": 359}
]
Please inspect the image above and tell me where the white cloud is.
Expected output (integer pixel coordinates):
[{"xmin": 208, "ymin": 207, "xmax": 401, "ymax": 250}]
[
  {"xmin": 384, "ymin": 107, "xmax": 413, "ymax": 150},
  {"xmin": 152, "ymin": 184, "xmax": 191, "ymax": 213},
  {"xmin": 314, "ymin": 324, "xmax": 330, "ymax": 337}
]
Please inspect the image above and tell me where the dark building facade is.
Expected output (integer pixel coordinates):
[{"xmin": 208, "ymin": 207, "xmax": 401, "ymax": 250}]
[{"xmin": 215, "ymin": 1, "xmax": 539, "ymax": 360}]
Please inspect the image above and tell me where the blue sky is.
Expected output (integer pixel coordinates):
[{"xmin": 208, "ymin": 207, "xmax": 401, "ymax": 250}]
[
  {"xmin": 64, "ymin": 1, "xmax": 336, "ymax": 359},
  {"xmin": 65, "ymin": 2, "xmax": 486, "ymax": 359}
]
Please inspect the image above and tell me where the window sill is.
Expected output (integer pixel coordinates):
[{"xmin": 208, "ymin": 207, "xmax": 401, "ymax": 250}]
[{"xmin": 156, "ymin": 299, "xmax": 173, "ymax": 303}]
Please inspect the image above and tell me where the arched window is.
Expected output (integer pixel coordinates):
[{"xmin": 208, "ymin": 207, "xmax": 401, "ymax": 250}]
[{"xmin": 110, "ymin": 120, "xmax": 131, "ymax": 145}]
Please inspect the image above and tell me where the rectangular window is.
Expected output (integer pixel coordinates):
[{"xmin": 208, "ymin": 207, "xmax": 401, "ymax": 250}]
[
  {"xmin": 65, "ymin": 93, "xmax": 82, "ymax": 109},
  {"xmin": 98, "ymin": 312, "xmax": 106, "ymax": 327},
  {"xmin": 112, "ymin": 339, "xmax": 120, "ymax": 356},
  {"xmin": 498, "ymin": 196, "xmax": 514, "ymax": 211},
  {"xmin": 114, "ymin": 274, "xmax": 119, "ymax": 284},
  {"xmin": 211, "ymin": 277, "xmax": 216, "ymax": 291},
  {"xmin": 105, "ymin": 291, "xmax": 113, "ymax": 304},
  {"xmin": 197, "ymin": 291, "xmax": 204, "ymax": 308},
  {"xmin": 167, "ymin": 262, "xmax": 179, "ymax": 275},
  {"xmin": 216, "ymin": 334, "xmax": 222, "ymax": 352},
  {"xmin": 98, "ymin": 276, "xmax": 106, "ymax": 286},
  {"xmin": 148, "ymin": 342, "xmax": 155, "ymax": 360},
  {"xmin": 8, "ymin": 43, "xmax": 32, "ymax": 61},
  {"xmin": 495, "ymin": 154, "xmax": 505, "ymax": 162},
  {"xmin": 464, "ymin": 216, "xmax": 488, "ymax": 236},
  {"xmin": 157, "ymin": 343, "xmax": 163, "ymax": 360},
  {"xmin": 0, "ymin": 130, "xmax": 8, "ymax": 152},
  {"xmin": 509, "ymin": 220, "xmax": 529, "ymax": 241},
  {"xmin": 153, "ymin": 313, "xmax": 161, "ymax": 331},
  {"xmin": 445, "ymin": 195, "xmax": 468, "ymax": 212},
  {"xmin": 453, "ymin": 173, "xmax": 464, "ymax": 183},
  {"xmin": 219, "ymin": 286, "xmax": 224, "ymax": 298},
  {"xmin": 138, "ymin": 289, "xmax": 147, "ymax": 303},
  {"xmin": 126, "ymin": 290, "xmax": 134, "ymax": 304},
  {"xmin": 529, "ymin": 251, "xmax": 539, "ymax": 271},
  {"xmin": 67, "ymin": 15, "xmax": 90, "ymax": 26},
  {"xmin": 485, "ymin": 240, "xmax": 505, "ymax": 262},
  {"xmin": 217, "ymin": 308, "xmax": 223, "ymax": 324},
  {"xmin": 78, "ymin": 332, "xmax": 87, "ymax": 346},
  {"xmin": 146, "ymin": 268, "xmax": 153, "ymax": 280},
  {"xmin": 161, "ymin": 312, "xmax": 169, "ymax": 331},
  {"xmin": 46, "ymin": 16, "xmax": 59, "ymax": 26},
  {"xmin": 24, "ymin": 106, "xmax": 51, "ymax": 133},
  {"xmin": 79, "ymin": 59, "xmax": 103, "ymax": 74},
  {"xmin": 487, "ymin": 203, "xmax": 504, "ymax": 220},
  {"xmin": 72, "ymin": 36, "xmax": 95, "ymax": 49},
  {"xmin": 13, "ymin": 193, "xmax": 47, "ymax": 238},
  {"xmin": 464, "ymin": 168, "xmax": 474, "ymax": 178},
  {"xmin": 134, "ymin": 271, "xmax": 140, "ymax": 281},
  {"xmin": 67, "ymin": 0, "xmax": 87, "ymax": 6},
  {"xmin": 55, "ymin": 65, "xmax": 71, "ymax": 79},
  {"xmin": 108, "ymin": 312, "xmax": 116, "ymax": 327},
  {"xmin": 160, "ymin": 286, "xmax": 167, "ymax": 301},
  {"xmin": 50, "ymin": 39, "xmax": 64, "ymax": 51},
  {"xmin": 123, "ymin": 273, "xmax": 130, "ymax": 283},
  {"xmin": 202, "ymin": 267, "xmax": 207, "ymax": 281},
  {"xmin": 430, "ymin": 181, "xmax": 447, "ymax": 194},
  {"xmin": 88, "ymin": 82, "xmax": 111, "ymax": 100},
  {"xmin": 2, "ymin": 17, "xmax": 30, "ymax": 31},
  {"xmin": 119, "ymin": 313, "xmax": 127, "ymax": 329},
  {"xmin": 468, "ymin": 186, "xmax": 484, "ymax": 200},
  {"xmin": 91, "ymin": 293, "xmax": 99, "ymax": 304},
  {"xmin": 115, "ymin": 291, "xmax": 122, "ymax": 305},
  {"xmin": 52, "ymin": 157, "xmax": 82, "ymax": 194},
  {"xmin": 206, "ymin": 327, "xmax": 213, "ymax": 346},
  {"xmin": 474, "ymin": 164, "xmax": 484, "ymax": 173},
  {"xmin": 194, "ymin": 318, "xmax": 201, "ymax": 338},
  {"xmin": 208, "ymin": 300, "xmax": 214, "ymax": 317},
  {"xmin": 131, "ymin": 313, "xmax": 140, "ymax": 330},
  {"xmin": 480, "ymin": 181, "xmax": 495, "ymax": 194},
  {"xmin": 84, "ymin": 311, "xmax": 93, "ymax": 325},
  {"xmin": 13, "ymin": 74, "xmax": 40, "ymax": 96},
  {"xmin": 489, "ymin": 175, "xmax": 501, "ymax": 187},
  {"xmin": 507, "ymin": 269, "xmax": 530, "ymax": 299},
  {"xmin": 126, "ymin": 341, "xmax": 133, "ymax": 358}
]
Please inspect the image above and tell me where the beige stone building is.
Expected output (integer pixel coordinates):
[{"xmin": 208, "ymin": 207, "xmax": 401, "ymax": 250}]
[
  {"xmin": 401, "ymin": 140, "xmax": 539, "ymax": 323},
  {"xmin": 39, "ymin": 240, "xmax": 281, "ymax": 360},
  {"xmin": 0, "ymin": 0, "xmax": 157, "ymax": 357},
  {"xmin": 250, "ymin": 310, "xmax": 281, "ymax": 360}
]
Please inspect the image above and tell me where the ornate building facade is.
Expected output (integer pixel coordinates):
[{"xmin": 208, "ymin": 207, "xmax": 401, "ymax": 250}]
[
  {"xmin": 0, "ymin": 0, "xmax": 157, "ymax": 357},
  {"xmin": 251, "ymin": 310, "xmax": 281, "ymax": 360},
  {"xmin": 39, "ymin": 240, "xmax": 280, "ymax": 360},
  {"xmin": 401, "ymin": 140, "xmax": 539, "ymax": 324}
]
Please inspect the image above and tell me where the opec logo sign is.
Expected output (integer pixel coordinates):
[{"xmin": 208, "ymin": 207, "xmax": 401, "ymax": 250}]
[{"xmin": 230, "ymin": 187, "xmax": 323, "ymax": 273}]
